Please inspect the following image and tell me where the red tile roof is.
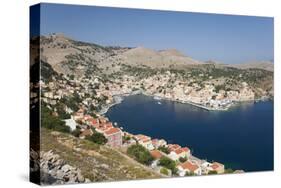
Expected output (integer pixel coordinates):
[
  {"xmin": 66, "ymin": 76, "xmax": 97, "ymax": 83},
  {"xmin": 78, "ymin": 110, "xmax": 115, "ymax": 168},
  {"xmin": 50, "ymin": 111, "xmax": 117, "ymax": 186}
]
[
  {"xmin": 174, "ymin": 148, "xmax": 185, "ymax": 155},
  {"xmin": 135, "ymin": 134, "xmax": 151, "ymax": 142},
  {"xmin": 182, "ymin": 147, "xmax": 190, "ymax": 152},
  {"xmin": 150, "ymin": 150, "xmax": 163, "ymax": 159},
  {"xmin": 180, "ymin": 161, "xmax": 199, "ymax": 172},
  {"xmin": 210, "ymin": 162, "xmax": 223, "ymax": 170},
  {"xmin": 168, "ymin": 144, "xmax": 181, "ymax": 151},
  {"xmin": 104, "ymin": 127, "xmax": 121, "ymax": 136}
]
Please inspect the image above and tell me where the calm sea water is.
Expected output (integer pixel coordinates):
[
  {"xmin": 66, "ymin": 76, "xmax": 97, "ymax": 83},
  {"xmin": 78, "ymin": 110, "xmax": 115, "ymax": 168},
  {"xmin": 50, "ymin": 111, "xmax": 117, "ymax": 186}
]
[{"xmin": 106, "ymin": 94, "xmax": 273, "ymax": 172}]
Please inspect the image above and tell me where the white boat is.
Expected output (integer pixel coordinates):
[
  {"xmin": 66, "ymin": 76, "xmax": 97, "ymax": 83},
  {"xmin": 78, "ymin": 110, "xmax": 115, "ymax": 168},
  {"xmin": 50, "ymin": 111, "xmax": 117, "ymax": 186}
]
[
  {"xmin": 157, "ymin": 101, "xmax": 162, "ymax": 105},
  {"xmin": 153, "ymin": 96, "xmax": 162, "ymax": 100}
]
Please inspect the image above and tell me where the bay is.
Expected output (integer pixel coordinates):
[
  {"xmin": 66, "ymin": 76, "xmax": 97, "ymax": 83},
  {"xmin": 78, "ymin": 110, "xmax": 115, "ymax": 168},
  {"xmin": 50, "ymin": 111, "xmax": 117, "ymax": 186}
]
[{"xmin": 106, "ymin": 94, "xmax": 273, "ymax": 172}]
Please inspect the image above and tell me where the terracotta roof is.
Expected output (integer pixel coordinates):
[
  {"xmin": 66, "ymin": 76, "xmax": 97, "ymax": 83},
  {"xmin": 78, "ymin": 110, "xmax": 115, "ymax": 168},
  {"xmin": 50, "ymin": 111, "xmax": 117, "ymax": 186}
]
[
  {"xmin": 90, "ymin": 119, "xmax": 98, "ymax": 125},
  {"xmin": 135, "ymin": 134, "xmax": 151, "ymax": 142},
  {"xmin": 104, "ymin": 127, "xmax": 121, "ymax": 136},
  {"xmin": 168, "ymin": 144, "xmax": 181, "ymax": 151},
  {"xmin": 210, "ymin": 162, "xmax": 223, "ymax": 170},
  {"xmin": 174, "ymin": 148, "xmax": 185, "ymax": 155},
  {"xmin": 180, "ymin": 161, "xmax": 199, "ymax": 172},
  {"xmin": 182, "ymin": 147, "xmax": 190, "ymax": 152},
  {"xmin": 150, "ymin": 150, "xmax": 163, "ymax": 159}
]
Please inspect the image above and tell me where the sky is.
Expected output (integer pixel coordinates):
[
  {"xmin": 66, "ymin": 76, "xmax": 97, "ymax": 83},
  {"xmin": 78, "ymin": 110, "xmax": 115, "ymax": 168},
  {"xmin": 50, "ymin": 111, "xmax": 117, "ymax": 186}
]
[{"xmin": 31, "ymin": 3, "xmax": 274, "ymax": 64}]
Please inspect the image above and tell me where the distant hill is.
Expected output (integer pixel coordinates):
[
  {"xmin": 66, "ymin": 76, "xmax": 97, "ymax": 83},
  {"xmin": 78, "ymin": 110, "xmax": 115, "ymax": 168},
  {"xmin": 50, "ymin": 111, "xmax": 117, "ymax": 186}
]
[
  {"xmin": 34, "ymin": 33, "xmax": 204, "ymax": 76},
  {"xmin": 33, "ymin": 33, "xmax": 274, "ymax": 77},
  {"xmin": 122, "ymin": 47, "xmax": 202, "ymax": 68},
  {"xmin": 225, "ymin": 61, "xmax": 274, "ymax": 72}
]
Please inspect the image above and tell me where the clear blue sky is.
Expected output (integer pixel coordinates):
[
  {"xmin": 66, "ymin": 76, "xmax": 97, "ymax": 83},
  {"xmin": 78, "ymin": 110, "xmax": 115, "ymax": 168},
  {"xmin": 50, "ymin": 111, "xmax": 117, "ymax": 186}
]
[{"xmin": 35, "ymin": 3, "xmax": 273, "ymax": 64}]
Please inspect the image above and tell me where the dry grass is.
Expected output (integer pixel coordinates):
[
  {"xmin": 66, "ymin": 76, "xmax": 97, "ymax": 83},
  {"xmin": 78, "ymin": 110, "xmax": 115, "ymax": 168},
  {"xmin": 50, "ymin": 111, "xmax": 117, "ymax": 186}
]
[{"xmin": 41, "ymin": 128, "xmax": 161, "ymax": 182}]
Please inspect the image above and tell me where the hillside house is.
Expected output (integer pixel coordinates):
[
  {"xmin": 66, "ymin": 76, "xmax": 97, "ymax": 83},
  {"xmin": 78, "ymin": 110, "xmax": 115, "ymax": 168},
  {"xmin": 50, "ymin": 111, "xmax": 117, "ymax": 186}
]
[{"xmin": 104, "ymin": 127, "xmax": 123, "ymax": 147}]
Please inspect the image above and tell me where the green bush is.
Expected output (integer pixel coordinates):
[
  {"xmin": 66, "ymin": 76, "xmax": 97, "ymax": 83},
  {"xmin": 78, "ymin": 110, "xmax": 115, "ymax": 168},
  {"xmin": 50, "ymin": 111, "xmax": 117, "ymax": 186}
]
[
  {"xmin": 208, "ymin": 170, "xmax": 218, "ymax": 175},
  {"xmin": 179, "ymin": 157, "xmax": 187, "ymax": 163},
  {"xmin": 160, "ymin": 167, "xmax": 169, "ymax": 176},
  {"xmin": 72, "ymin": 128, "xmax": 81, "ymax": 137},
  {"xmin": 159, "ymin": 156, "xmax": 177, "ymax": 174},
  {"xmin": 127, "ymin": 144, "xmax": 153, "ymax": 165},
  {"xmin": 158, "ymin": 146, "xmax": 170, "ymax": 154},
  {"xmin": 86, "ymin": 132, "xmax": 107, "ymax": 145},
  {"xmin": 41, "ymin": 105, "xmax": 70, "ymax": 133}
]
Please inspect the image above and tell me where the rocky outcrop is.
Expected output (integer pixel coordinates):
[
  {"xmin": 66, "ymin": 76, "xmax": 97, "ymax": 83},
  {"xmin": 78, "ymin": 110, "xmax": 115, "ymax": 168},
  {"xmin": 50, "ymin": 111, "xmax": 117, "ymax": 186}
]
[{"xmin": 39, "ymin": 150, "xmax": 90, "ymax": 185}]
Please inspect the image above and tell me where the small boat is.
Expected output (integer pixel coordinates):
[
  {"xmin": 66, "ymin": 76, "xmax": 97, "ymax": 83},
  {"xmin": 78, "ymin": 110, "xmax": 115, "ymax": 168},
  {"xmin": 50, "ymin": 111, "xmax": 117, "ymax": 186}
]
[
  {"xmin": 153, "ymin": 96, "xmax": 162, "ymax": 100},
  {"xmin": 157, "ymin": 101, "xmax": 162, "ymax": 105}
]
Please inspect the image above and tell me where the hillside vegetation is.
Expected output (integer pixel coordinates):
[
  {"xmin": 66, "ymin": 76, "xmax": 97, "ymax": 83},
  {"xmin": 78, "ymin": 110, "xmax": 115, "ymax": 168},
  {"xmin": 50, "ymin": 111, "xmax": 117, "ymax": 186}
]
[{"xmin": 41, "ymin": 128, "xmax": 162, "ymax": 182}]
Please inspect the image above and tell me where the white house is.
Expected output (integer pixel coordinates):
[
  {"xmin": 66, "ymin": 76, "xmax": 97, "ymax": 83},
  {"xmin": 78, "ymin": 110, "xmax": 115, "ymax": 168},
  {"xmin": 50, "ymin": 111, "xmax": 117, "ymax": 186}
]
[{"xmin": 177, "ymin": 161, "xmax": 202, "ymax": 176}]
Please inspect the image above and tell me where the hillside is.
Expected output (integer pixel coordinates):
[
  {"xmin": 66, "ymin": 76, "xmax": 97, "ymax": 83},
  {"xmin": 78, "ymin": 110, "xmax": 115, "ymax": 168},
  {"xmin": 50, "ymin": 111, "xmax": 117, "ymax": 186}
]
[
  {"xmin": 36, "ymin": 33, "xmax": 205, "ymax": 76},
  {"xmin": 121, "ymin": 47, "xmax": 202, "ymax": 68},
  {"xmin": 33, "ymin": 33, "xmax": 275, "ymax": 80},
  {"xmin": 40, "ymin": 128, "xmax": 162, "ymax": 183},
  {"xmin": 225, "ymin": 61, "xmax": 274, "ymax": 72}
]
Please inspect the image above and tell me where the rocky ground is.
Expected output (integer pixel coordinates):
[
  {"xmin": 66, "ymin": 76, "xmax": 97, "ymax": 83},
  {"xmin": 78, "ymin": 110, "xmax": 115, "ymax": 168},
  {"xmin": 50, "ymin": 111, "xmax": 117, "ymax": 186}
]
[
  {"xmin": 40, "ymin": 150, "xmax": 90, "ymax": 185},
  {"xmin": 30, "ymin": 149, "xmax": 90, "ymax": 185}
]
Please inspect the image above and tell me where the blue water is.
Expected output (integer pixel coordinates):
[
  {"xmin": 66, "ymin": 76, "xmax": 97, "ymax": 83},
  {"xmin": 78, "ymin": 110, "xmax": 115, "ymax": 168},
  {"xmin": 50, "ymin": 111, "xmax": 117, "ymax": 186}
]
[{"xmin": 106, "ymin": 94, "xmax": 274, "ymax": 172}]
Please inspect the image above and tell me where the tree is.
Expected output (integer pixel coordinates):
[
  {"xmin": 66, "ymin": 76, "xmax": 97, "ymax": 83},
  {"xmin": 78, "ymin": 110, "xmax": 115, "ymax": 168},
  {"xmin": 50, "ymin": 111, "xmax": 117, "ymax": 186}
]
[
  {"xmin": 123, "ymin": 135, "xmax": 131, "ymax": 142},
  {"xmin": 72, "ymin": 128, "xmax": 81, "ymax": 137},
  {"xmin": 159, "ymin": 156, "xmax": 177, "ymax": 174},
  {"xmin": 158, "ymin": 146, "xmax": 170, "ymax": 154},
  {"xmin": 86, "ymin": 132, "xmax": 107, "ymax": 145},
  {"xmin": 179, "ymin": 156, "xmax": 187, "ymax": 163},
  {"xmin": 127, "ymin": 144, "xmax": 154, "ymax": 165},
  {"xmin": 55, "ymin": 102, "xmax": 71, "ymax": 119},
  {"xmin": 208, "ymin": 170, "xmax": 218, "ymax": 175},
  {"xmin": 41, "ymin": 105, "xmax": 70, "ymax": 133}
]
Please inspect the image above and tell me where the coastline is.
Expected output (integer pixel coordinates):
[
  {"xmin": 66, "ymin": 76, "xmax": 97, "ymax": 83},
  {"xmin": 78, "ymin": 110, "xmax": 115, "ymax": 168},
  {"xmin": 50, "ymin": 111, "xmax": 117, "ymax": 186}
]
[
  {"xmin": 99, "ymin": 89, "xmax": 273, "ymax": 115},
  {"xmin": 99, "ymin": 89, "xmax": 229, "ymax": 115}
]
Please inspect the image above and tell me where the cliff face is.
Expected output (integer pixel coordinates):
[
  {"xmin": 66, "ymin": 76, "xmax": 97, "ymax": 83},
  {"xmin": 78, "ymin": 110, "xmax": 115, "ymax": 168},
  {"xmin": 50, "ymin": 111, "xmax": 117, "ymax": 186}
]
[{"xmin": 39, "ymin": 128, "xmax": 161, "ymax": 184}]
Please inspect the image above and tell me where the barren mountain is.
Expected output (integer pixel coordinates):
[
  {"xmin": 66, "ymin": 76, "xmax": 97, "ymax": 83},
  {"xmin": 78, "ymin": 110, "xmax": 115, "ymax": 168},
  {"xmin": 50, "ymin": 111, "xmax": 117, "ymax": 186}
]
[
  {"xmin": 36, "ymin": 33, "xmax": 205, "ymax": 76},
  {"xmin": 225, "ymin": 61, "xmax": 274, "ymax": 72},
  {"xmin": 122, "ymin": 47, "xmax": 202, "ymax": 68},
  {"xmin": 33, "ymin": 33, "xmax": 273, "ymax": 79}
]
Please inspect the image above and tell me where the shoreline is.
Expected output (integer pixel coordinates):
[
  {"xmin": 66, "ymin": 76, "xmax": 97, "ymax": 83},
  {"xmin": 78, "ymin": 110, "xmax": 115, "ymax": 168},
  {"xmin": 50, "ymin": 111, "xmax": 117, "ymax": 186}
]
[
  {"xmin": 100, "ymin": 90, "xmax": 227, "ymax": 114},
  {"xmin": 99, "ymin": 89, "xmax": 272, "ymax": 115},
  {"xmin": 97, "ymin": 91, "xmax": 272, "ymax": 172}
]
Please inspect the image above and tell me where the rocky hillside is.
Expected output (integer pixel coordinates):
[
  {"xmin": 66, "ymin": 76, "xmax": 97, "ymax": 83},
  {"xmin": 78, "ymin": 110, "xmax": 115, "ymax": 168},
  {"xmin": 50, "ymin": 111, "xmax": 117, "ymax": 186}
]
[
  {"xmin": 121, "ymin": 47, "xmax": 202, "ymax": 68},
  {"xmin": 225, "ymin": 61, "xmax": 274, "ymax": 72},
  {"xmin": 35, "ymin": 33, "xmax": 274, "ymax": 77},
  {"xmin": 32, "ymin": 33, "xmax": 273, "ymax": 97},
  {"xmin": 40, "ymin": 128, "xmax": 161, "ymax": 183},
  {"xmin": 34, "ymin": 150, "xmax": 89, "ymax": 185},
  {"xmin": 35, "ymin": 33, "xmax": 205, "ymax": 77}
]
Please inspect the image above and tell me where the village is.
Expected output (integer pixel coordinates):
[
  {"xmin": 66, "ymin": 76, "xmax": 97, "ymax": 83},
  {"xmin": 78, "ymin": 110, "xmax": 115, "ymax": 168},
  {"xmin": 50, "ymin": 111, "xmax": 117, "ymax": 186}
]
[
  {"xmin": 65, "ymin": 107, "xmax": 228, "ymax": 176},
  {"xmin": 41, "ymin": 70, "xmax": 257, "ymax": 116},
  {"xmin": 35, "ymin": 69, "xmax": 255, "ymax": 177}
]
